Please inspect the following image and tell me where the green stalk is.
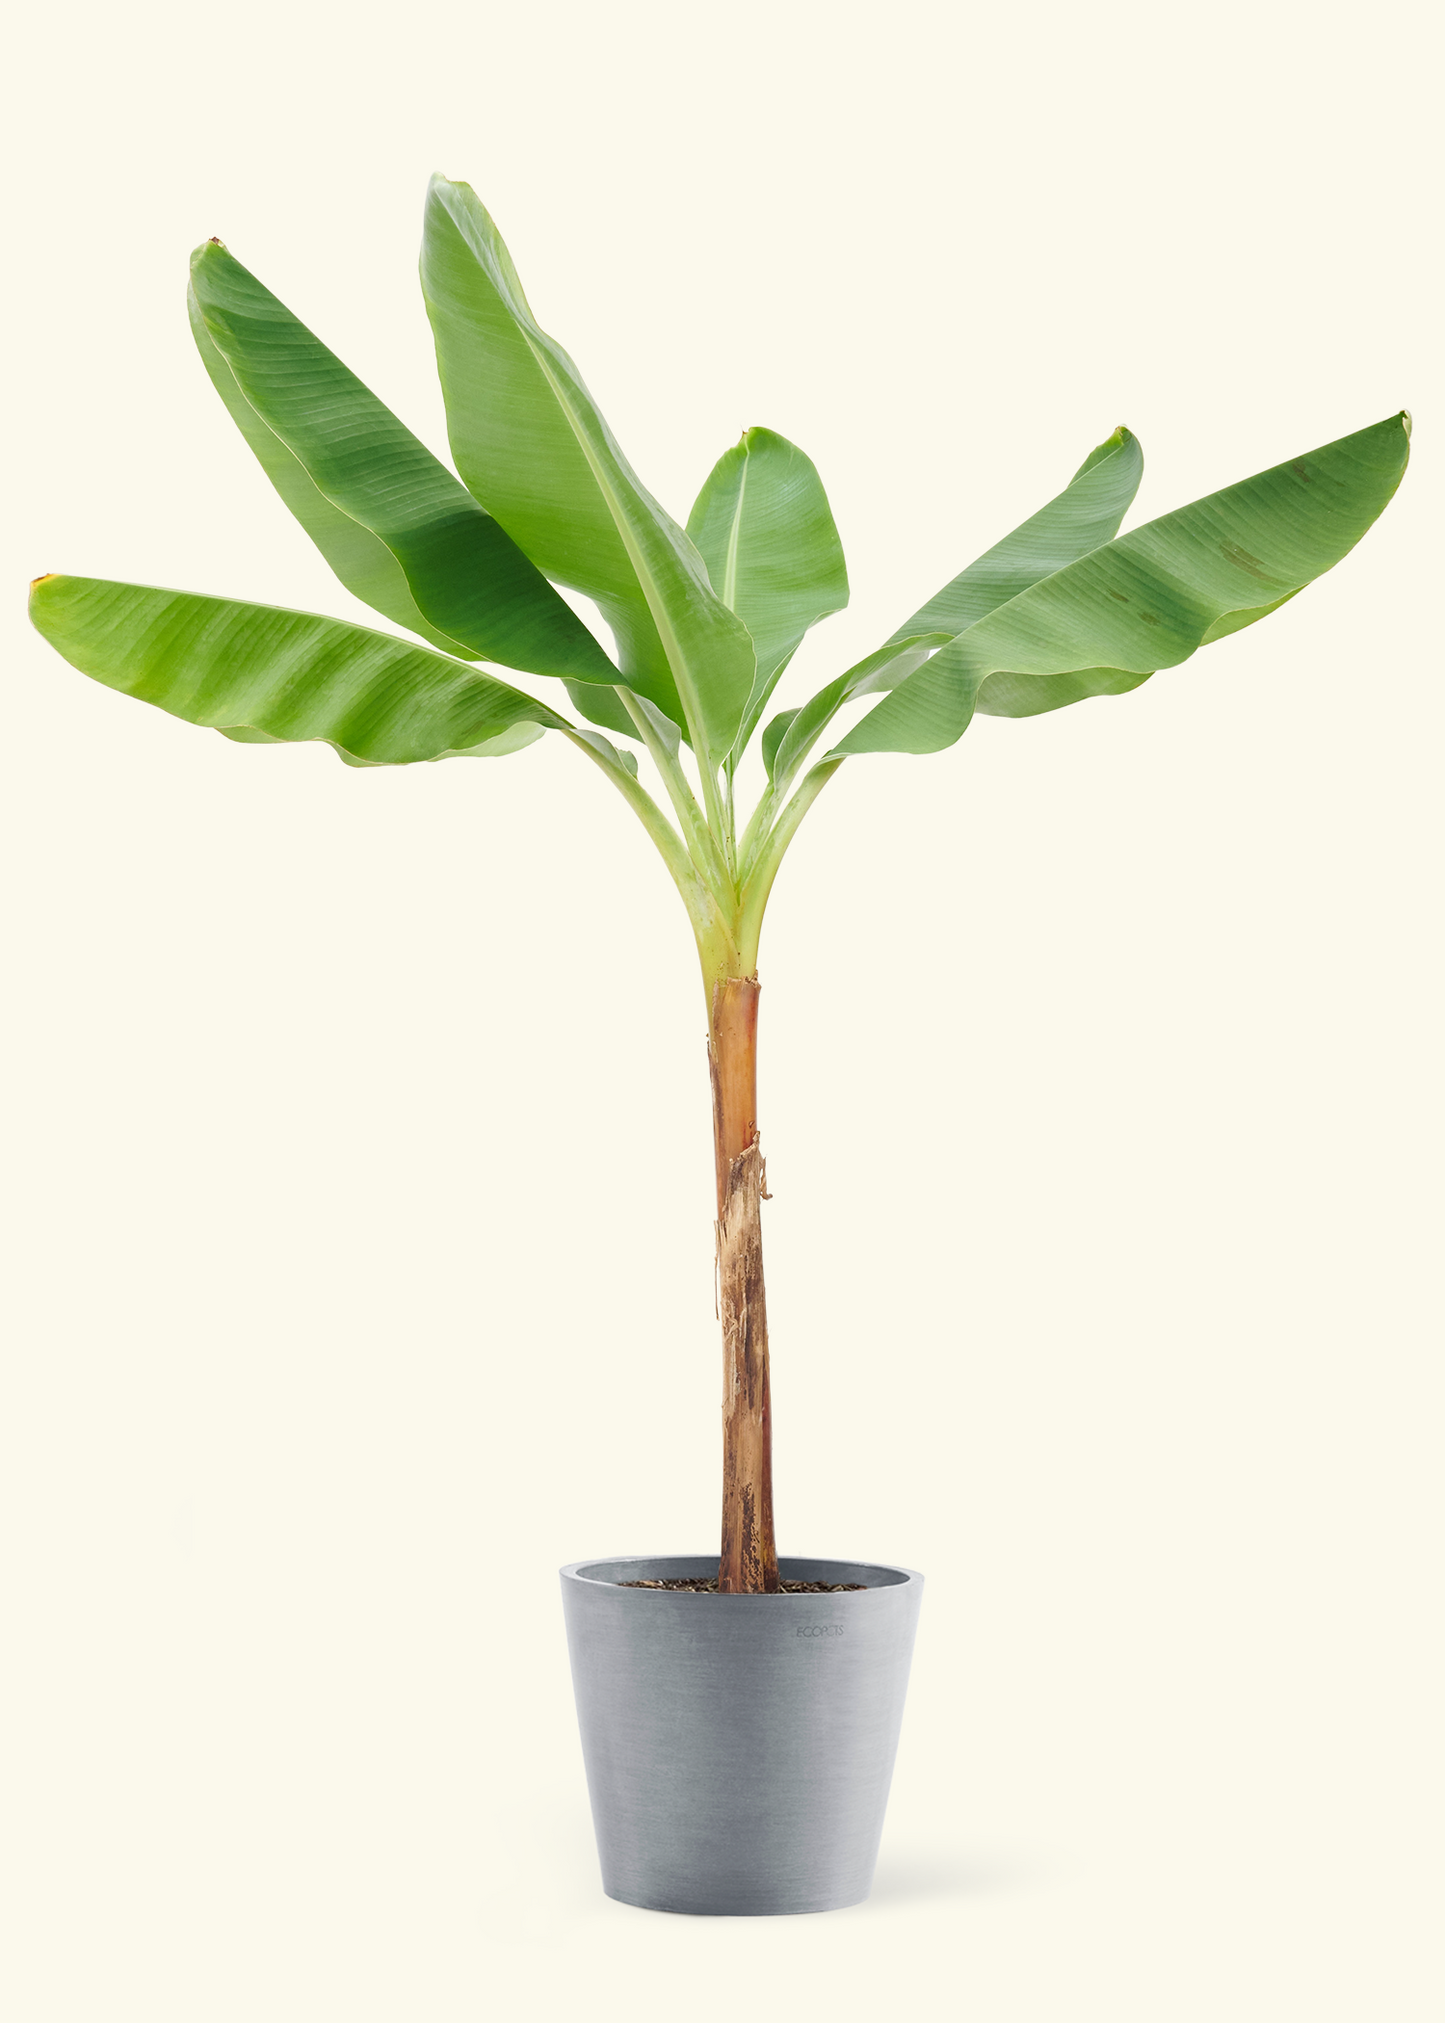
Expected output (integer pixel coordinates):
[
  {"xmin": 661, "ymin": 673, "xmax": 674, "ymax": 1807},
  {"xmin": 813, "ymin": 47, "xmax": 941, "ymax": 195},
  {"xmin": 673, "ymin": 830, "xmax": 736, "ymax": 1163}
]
[
  {"xmin": 560, "ymin": 728, "xmax": 735, "ymax": 969},
  {"xmin": 735, "ymin": 758, "xmax": 845, "ymax": 972},
  {"xmin": 613, "ymin": 687, "xmax": 735, "ymax": 913},
  {"xmin": 738, "ymin": 701, "xmax": 847, "ymax": 884},
  {"xmin": 721, "ymin": 761, "xmax": 739, "ymax": 883},
  {"xmin": 568, "ymin": 724, "xmax": 843, "ymax": 1005},
  {"xmin": 737, "ymin": 779, "xmax": 779, "ymax": 881}
]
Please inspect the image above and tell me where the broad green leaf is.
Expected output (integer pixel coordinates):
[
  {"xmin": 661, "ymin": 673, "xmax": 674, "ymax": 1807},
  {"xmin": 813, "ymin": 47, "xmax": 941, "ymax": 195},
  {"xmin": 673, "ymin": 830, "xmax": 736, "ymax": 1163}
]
[
  {"xmin": 758, "ymin": 427, "xmax": 1141, "ymax": 797},
  {"xmin": 685, "ymin": 427, "xmax": 848, "ymax": 759},
  {"xmin": 189, "ymin": 241, "xmax": 614, "ymax": 686},
  {"xmin": 886, "ymin": 425, "xmax": 1144, "ymax": 644},
  {"xmin": 838, "ymin": 413, "xmax": 1410, "ymax": 756},
  {"xmin": 420, "ymin": 176, "xmax": 755, "ymax": 762},
  {"xmin": 190, "ymin": 306, "xmax": 463, "ymax": 660},
  {"xmin": 29, "ymin": 576, "xmax": 567, "ymax": 766}
]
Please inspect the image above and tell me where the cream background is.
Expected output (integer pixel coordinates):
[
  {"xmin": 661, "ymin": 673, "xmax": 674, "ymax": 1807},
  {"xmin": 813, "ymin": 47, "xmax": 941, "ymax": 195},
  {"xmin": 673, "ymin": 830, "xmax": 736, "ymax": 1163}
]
[{"xmin": 3, "ymin": 2, "xmax": 1440, "ymax": 2016}]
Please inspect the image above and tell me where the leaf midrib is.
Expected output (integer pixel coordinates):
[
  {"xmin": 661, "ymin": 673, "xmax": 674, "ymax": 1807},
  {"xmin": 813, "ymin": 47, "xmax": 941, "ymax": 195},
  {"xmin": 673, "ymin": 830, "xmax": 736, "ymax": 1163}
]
[
  {"xmin": 518, "ymin": 324, "xmax": 715, "ymax": 759},
  {"xmin": 197, "ymin": 289, "xmax": 482, "ymax": 663}
]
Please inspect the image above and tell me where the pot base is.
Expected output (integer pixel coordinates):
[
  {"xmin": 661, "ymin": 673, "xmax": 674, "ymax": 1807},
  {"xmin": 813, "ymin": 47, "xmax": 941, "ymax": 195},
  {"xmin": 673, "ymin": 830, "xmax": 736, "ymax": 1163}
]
[
  {"xmin": 603, "ymin": 1880, "xmax": 872, "ymax": 1917},
  {"xmin": 561, "ymin": 1555, "xmax": 923, "ymax": 1917}
]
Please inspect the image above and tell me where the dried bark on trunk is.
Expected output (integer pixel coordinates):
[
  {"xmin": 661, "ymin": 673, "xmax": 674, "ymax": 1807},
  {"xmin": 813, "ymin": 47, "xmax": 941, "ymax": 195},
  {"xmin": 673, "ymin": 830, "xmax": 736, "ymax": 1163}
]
[{"xmin": 710, "ymin": 974, "xmax": 780, "ymax": 1594}]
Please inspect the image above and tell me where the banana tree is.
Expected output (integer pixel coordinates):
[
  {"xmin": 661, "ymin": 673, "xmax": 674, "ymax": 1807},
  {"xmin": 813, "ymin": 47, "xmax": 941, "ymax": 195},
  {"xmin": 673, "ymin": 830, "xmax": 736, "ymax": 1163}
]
[{"xmin": 28, "ymin": 177, "xmax": 1410, "ymax": 1592}]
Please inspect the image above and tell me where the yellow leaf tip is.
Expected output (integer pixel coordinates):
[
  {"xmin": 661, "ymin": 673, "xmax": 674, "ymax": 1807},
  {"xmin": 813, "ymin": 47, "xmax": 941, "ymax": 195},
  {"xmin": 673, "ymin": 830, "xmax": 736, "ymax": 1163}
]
[
  {"xmin": 29, "ymin": 573, "xmax": 56, "ymax": 591},
  {"xmin": 1401, "ymin": 409, "xmax": 1412, "ymax": 437}
]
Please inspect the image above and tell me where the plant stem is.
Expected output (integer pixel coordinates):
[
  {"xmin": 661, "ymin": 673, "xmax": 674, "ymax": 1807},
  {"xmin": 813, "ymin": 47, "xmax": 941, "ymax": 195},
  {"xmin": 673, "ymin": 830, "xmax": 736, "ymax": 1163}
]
[
  {"xmin": 709, "ymin": 974, "xmax": 779, "ymax": 1593},
  {"xmin": 722, "ymin": 763, "xmax": 739, "ymax": 882},
  {"xmin": 735, "ymin": 757, "xmax": 844, "ymax": 969},
  {"xmin": 566, "ymin": 722, "xmax": 849, "ymax": 1596},
  {"xmin": 736, "ymin": 779, "xmax": 778, "ymax": 882},
  {"xmin": 559, "ymin": 727, "xmax": 732, "ymax": 962},
  {"xmin": 612, "ymin": 688, "xmax": 733, "ymax": 911}
]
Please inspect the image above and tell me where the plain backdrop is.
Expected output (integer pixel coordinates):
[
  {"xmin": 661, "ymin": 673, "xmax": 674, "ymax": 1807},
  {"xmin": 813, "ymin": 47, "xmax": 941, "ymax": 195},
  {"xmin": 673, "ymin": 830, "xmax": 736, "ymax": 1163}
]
[{"xmin": 2, "ymin": 2, "xmax": 1440, "ymax": 2017}]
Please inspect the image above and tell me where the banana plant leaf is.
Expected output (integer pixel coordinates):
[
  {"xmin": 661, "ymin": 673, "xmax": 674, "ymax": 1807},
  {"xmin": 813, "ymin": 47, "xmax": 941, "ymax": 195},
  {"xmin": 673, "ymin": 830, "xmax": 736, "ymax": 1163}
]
[
  {"xmin": 837, "ymin": 414, "xmax": 1410, "ymax": 755},
  {"xmin": 685, "ymin": 427, "xmax": 848, "ymax": 763},
  {"xmin": 420, "ymin": 175, "xmax": 755, "ymax": 762},
  {"xmin": 758, "ymin": 425, "xmax": 1143, "ymax": 788},
  {"xmin": 188, "ymin": 241, "xmax": 614, "ymax": 686},
  {"xmin": 885, "ymin": 424, "xmax": 1144, "ymax": 643},
  {"xmin": 28, "ymin": 575, "xmax": 566, "ymax": 765}
]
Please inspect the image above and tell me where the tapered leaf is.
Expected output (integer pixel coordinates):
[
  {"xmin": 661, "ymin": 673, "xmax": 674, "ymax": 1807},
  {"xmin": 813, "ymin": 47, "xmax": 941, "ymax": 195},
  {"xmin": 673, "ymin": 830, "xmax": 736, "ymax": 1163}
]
[
  {"xmin": 420, "ymin": 175, "xmax": 755, "ymax": 761},
  {"xmin": 838, "ymin": 414, "xmax": 1410, "ymax": 756},
  {"xmin": 685, "ymin": 427, "xmax": 848, "ymax": 759},
  {"xmin": 29, "ymin": 576, "xmax": 567, "ymax": 765},
  {"xmin": 188, "ymin": 241, "xmax": 614, "ymax": 686},
  {"xmin": 886, "ymin": 425, "xmax": 1144, "ymax": 644},
  {"xmin": 190, "ymin": 306, "xmax": 460, "ymax": 660},
  {"xmin": 760, "ymin": 428, "xmax": 1142, "ymax": 790}
]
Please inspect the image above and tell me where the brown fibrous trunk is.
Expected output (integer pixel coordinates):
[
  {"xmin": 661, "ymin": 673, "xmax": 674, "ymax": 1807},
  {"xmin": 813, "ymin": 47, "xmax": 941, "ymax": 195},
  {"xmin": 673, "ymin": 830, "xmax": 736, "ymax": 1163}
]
[{"xmin": 709, "ymin": 974, "xmax": 780, "ymax": 1594}]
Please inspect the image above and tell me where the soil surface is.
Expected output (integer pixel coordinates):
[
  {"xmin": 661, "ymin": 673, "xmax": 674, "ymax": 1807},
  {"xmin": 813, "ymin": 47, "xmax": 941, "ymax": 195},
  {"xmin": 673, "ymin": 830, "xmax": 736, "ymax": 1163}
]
[{"xmin": 617, "ymin": 1577, "xmax": 867, "ymax": 1594}]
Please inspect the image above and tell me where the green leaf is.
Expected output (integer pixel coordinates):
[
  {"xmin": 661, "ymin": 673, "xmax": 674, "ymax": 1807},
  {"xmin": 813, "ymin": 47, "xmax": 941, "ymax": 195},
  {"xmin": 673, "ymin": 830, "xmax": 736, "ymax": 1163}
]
[
  {"xmin": 837, "ymin": 413, "xmax": 1411, "ymax": 757},
  {"xmin": 190, "ymin": 303, "xmax": 461, "ymax": 662},
  {"xmin": 754, "ymin": 427, "xmax": 1141, "ymax": 800},
  {"xmin": 28, "ymin": 575, "xmax": 567, "ymax": 765},
  {"xmin": 886, "ymin": 425, "xmax": 1144, "ymax": 644},
  {"xmin": 420, "ymin": 175, "xmax": 755, "ymax": 763},
  {"xmin": 188, "ymin": 240, "xmax": 614, "ymax": 687},
  {"xmin": 685, "ymin": 427, "xmax": 848, "ymax": 760}
]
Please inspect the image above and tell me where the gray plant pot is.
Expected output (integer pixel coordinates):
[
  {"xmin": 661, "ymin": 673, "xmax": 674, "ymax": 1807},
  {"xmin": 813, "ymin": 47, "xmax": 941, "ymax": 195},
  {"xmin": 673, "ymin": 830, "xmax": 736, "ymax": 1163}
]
[{"xmin": 559, "ymin": 1554, "xmax": 923, "ymax": 1916}]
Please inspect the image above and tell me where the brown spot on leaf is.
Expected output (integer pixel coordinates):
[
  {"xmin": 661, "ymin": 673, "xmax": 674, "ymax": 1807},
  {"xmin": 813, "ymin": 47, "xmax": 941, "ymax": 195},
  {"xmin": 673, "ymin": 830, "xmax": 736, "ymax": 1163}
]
[
  {"xmin": 1106, "ymin": 588, "xmax": 1130, "ymax": 604},
  {"xmin": 1220, "ymin": 540, "xmax": 1277, "ymax": 583}
]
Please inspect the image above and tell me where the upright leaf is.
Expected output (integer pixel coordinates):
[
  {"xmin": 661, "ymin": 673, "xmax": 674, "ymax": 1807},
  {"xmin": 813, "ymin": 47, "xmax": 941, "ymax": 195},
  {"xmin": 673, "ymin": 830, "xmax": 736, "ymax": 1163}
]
[
  {"xmin": 29, "ymin": 576, "xmax": 566, "ymax": 765},
  {"xmin": 837, "ymin": 414, "xmax": 1410, "ymax": 756},
  {"xmin": 420, "ymin": 175, "xmax": 755, "ymax": 761},
  {"xmin": 189, "ymin": 241, "xmax": 614, "ymax": 685},
  {"xmin": 685, "ymin": 427, "xmax": 848, "ymax": 759},
  {"xmin": 886, "ymin": 425, "xmax": 1144, "ymax": 644}
]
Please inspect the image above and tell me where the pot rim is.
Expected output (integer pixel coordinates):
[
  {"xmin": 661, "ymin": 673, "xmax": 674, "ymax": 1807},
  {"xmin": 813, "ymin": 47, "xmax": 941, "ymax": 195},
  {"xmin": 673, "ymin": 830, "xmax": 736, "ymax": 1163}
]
[{"xmin": 560, "ymin": 1553, "xmax": 923, "ymax": 1595}]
